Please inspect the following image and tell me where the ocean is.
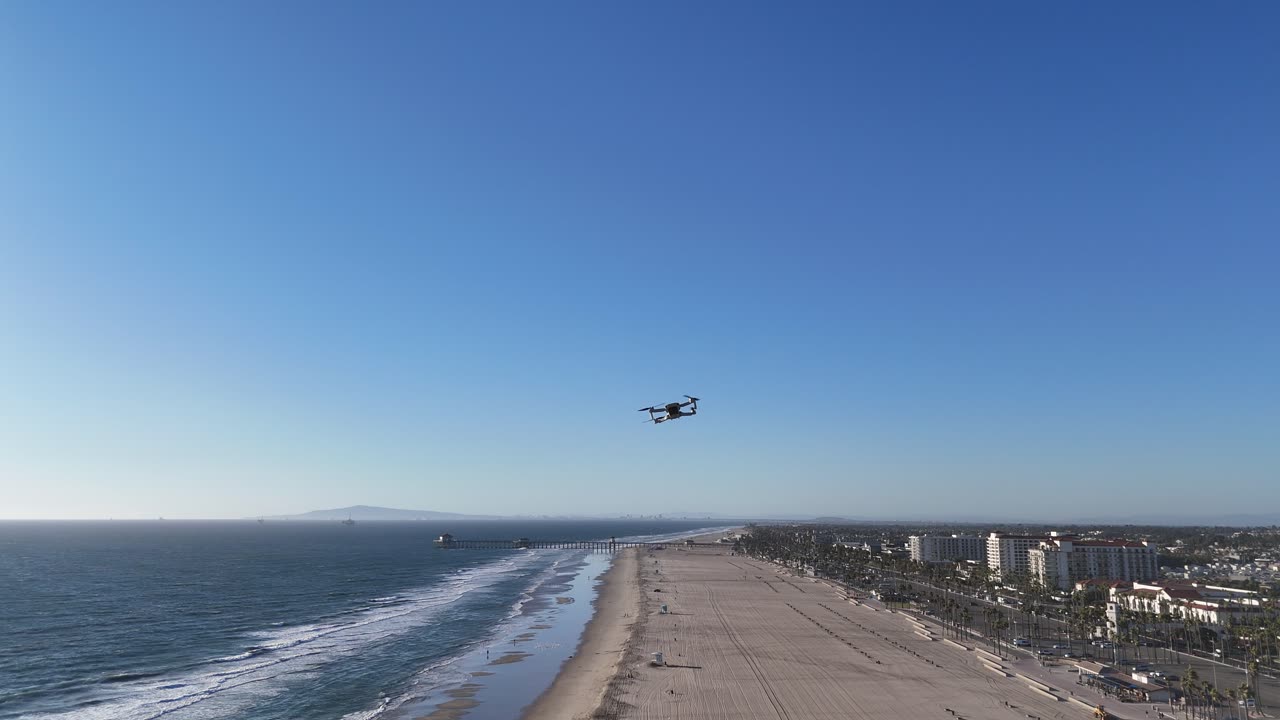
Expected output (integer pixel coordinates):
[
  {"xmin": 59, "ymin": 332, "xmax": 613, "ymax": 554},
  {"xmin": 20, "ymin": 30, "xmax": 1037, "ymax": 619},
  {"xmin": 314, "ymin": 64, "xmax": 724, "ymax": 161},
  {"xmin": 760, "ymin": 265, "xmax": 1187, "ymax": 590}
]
[{"xmin": 0, "ymin": 520, "xmax": 732, "ymax": 720}]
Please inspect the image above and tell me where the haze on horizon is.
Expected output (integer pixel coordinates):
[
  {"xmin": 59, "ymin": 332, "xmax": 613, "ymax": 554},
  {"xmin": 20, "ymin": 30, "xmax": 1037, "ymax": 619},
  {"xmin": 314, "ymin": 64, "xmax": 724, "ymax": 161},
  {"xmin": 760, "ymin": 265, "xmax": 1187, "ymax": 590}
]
[{"xmin": 2, "ymin": 3, "xmax": 1277, "ymax": 522}]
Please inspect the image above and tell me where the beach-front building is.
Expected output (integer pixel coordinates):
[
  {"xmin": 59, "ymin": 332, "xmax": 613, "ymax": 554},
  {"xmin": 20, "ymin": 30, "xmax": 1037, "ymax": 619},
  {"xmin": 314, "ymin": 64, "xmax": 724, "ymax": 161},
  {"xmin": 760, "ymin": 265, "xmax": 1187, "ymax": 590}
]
[
  {"xmin": 1028, "ymin": 538, "xmax": 1159, "ymax": 591},
  {"xmin": 1111, "ymin": 580, "xmax": 1263, "ymax": 625},
  {"xmin": 987, "ymin": 532, "xmax": 1061, "ymax": 579},
  {"xmin": 909, "ymin": 534, "xmax": 986, "ymax": 564},
  {"xmin": 1073, "ymin": 579, "xmax": 1133, "ymax": 603}
]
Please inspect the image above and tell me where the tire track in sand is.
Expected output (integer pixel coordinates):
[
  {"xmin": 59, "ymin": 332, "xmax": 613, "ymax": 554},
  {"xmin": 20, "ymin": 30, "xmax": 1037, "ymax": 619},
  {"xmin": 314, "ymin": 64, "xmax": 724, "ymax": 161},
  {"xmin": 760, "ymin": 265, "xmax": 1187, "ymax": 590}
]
[{"xmin": 706, "ymin": 588, "xmax": 791, "ymax": 720}]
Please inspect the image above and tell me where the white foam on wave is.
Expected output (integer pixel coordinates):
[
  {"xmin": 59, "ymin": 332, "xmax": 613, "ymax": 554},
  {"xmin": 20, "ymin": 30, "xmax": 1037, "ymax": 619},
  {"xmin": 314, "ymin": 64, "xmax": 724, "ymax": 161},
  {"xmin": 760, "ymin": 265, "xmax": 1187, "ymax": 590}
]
[
  {"xmin": 333, "ymin": 528, "xmax": 738, "ymax": 720},
  {"xmin": 19, "ymin": 554, "xmax": 547, "ymax": 720},
  {"xmin": 616, "ymin": 524, "xmax": 740, "ymax": 545},
  {"xmin": 338, "ymin": 550, "xmax": 584, "ymax": 720},
  {"xmin": 338, "ymin": 694, "xmax": 391, "ymax": 720},
  {"xmin": 335, "ymin": 528, "xmax": 736, "ymax": 720}
]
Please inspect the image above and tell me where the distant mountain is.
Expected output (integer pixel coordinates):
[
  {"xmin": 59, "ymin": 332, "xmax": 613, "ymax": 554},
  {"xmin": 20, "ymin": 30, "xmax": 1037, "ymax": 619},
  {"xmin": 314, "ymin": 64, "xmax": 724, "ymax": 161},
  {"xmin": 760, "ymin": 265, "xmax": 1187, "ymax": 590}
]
[{"xmin": 266, "ymin": 505, "xmax": 503, "ymax": 522}]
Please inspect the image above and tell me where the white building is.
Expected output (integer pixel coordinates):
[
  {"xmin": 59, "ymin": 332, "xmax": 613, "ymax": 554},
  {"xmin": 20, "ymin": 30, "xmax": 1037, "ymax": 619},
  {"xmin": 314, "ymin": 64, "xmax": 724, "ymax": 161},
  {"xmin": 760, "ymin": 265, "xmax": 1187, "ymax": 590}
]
[
  {"xmin": 1111, "ymin": 581, "xmax": 1262, "ymax": 625},
  {"xmin": 909, "ymin": 534, "xmax": 986, "ymax": 564},
  {"xmin": 1029, "ymin": 538, "xmax": 1159, "ymax": 591},
  {"xmin": 987, "ymin": 532, "xmax": 1059, "ymax": 578}
]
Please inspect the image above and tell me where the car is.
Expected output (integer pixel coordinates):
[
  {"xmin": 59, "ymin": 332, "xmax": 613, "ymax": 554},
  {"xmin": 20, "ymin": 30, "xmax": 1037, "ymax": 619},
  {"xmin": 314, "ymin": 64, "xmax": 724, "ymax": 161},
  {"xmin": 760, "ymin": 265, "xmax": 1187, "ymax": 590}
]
[
  {"xmin": 1038, "ymin": 649, "xmax": 1055, "ymax": 656},
  {"xmin": 1052, "ymin": 644, "xmax": 1069, "ymax": 649},
  {"xmin": 1063, "ymin": 652, "xmax": 1079, "ymax": 658},
  {"xmin": 1013, "ymin": 638, "xmax": 1031, "ymax": 647}
]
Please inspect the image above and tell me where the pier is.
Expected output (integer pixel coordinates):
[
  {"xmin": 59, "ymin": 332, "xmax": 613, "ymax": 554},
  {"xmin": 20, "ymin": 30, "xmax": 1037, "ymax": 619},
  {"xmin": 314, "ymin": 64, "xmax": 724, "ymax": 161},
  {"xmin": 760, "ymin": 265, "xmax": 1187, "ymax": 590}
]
[{"xmin": 433, "ymin": 534, "xmax": 719, "ymax": 550}]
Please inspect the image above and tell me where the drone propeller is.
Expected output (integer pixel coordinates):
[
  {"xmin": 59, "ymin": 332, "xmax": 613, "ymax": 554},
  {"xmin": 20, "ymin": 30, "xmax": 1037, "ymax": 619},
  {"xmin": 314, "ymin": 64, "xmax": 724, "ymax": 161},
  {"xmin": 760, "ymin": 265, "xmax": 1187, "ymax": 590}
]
[
  {"xmin": 684, "ymin": 395, "xmax": 700, "ymax": 401},
  {"xmin": 638, "ymin": 406, "xmax": 657, "ymax": 412}
]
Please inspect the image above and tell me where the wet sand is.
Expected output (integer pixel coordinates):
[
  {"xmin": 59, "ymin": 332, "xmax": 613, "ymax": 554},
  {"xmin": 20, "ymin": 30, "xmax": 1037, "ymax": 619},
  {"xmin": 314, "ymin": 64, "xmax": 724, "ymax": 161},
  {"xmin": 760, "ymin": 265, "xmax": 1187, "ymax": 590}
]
[
  {"xmin": 488, "ymin": 651, "xmax": 531, "ymax": 666},
  {"xmin": 520, "ymin": 546, "xmax": 641, "ymax": 720},
  {"xmin": 422, "ymin": 685, "xmax": 482, "ymax": 720}
]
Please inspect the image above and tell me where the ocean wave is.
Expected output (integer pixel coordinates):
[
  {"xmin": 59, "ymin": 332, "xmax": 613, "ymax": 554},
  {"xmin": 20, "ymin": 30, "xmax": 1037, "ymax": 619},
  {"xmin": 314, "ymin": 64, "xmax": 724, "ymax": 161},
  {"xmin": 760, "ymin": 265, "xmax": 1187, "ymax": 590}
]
[
  {"xmin": 336, "ymin": 550, "xmax": 589, "ymax": 720},
  {"xmin": 338, "ymin": 694, "xmax": 391, "ymax": 720},
  {"xmin": 614, "ymin": 524, "xmax": 739, "ymax": 545},
  {"xmin": 99, "ymin": 672, "xmax": 165, "ymax": 684},
  {"xmin": 18, "ymin": 554, "xmax": 548, "ymax": 720}
]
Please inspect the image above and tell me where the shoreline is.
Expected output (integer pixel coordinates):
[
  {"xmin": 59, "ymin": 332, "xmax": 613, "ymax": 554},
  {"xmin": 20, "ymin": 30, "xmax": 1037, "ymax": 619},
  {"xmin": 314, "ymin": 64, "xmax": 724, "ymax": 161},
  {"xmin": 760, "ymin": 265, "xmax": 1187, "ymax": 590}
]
[
  {"xmin": 520, "ymin": 529, "xmax": 738, "ymax": 720},
  {"xmin": 401, "ymin": 552, "xmax": 607, "ymax": 720},
  {"xmin": 519, "ymin": 547, "xmax": 641, "ymax": 720}
]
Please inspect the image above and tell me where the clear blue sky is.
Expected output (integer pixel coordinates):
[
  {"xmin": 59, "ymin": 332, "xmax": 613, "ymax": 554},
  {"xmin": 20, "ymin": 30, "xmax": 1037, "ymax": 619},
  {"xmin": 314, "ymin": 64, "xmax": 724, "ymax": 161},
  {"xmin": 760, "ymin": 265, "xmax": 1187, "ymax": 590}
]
[{"xmin": 2, "ymin": 2, "xmax": 1277, "ymax": 521}]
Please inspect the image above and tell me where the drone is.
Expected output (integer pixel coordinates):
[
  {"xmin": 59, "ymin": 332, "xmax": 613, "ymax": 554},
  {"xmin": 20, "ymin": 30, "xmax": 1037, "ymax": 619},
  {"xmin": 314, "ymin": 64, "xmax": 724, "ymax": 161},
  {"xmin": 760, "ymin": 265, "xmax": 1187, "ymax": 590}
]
[{"xmin": 639, "ymin": 395, "xmax": 700, "ymax": 424}]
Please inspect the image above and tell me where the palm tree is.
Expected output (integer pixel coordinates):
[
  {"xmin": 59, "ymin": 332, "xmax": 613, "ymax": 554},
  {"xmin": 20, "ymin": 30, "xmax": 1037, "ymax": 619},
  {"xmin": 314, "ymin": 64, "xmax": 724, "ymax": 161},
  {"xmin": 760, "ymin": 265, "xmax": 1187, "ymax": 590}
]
[
  {"xmin": 1123, "ymin": 624, "xmax": 1140, "ymax": 667},
  {"xmin": 1246, "ymin": 657, "xmax": 1261, "ymax": 717},
  {"xmin": 1209, "ymin": 684, "xmax": 1224, "ymax": 720},
  {"xmin": 1185, "ymin": 667, "xmax": 1201, "ymax": 720},
  {"xmin": 1225, "ymin": 617, "xmax": 1238, "ymax": 664},
  {"xmin": 1238, "ymin": 681, "xmax": 1252, "ymax": 719},
  {"xmin": 985, "ymin": 606, "xmax": 1010, "ymax": 658},
  {"xmin": 1159, "ymin": 600, "xmax": 1175, "ymax": 663},
  {"xmin": 1184, "ymin": 679, "xmax": 1200, "ymax": 720}
]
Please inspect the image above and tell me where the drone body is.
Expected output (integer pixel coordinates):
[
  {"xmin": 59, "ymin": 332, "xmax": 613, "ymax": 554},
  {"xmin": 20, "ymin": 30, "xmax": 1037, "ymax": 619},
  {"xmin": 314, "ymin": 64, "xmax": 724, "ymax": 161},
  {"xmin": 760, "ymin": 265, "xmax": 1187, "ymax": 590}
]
[{"xmin": 639, "ymin": 395, "xmax": 700, "ymax": 424}]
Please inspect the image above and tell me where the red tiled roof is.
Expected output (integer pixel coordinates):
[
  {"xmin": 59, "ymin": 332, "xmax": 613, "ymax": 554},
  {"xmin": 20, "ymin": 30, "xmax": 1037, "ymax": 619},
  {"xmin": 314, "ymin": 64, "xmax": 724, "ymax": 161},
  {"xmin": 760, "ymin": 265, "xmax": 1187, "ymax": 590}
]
[{"xmin": 1185, "ymin": 600, "xmax": 1263, "ymax": 613}]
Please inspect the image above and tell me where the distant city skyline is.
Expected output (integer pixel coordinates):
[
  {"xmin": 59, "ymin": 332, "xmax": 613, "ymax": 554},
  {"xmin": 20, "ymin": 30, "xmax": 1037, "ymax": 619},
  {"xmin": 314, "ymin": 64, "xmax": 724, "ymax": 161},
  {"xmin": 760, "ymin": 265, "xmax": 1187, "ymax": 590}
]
[{"xmin": 2, "ymin": 3, "xmax": 1277, "ymax": 520}]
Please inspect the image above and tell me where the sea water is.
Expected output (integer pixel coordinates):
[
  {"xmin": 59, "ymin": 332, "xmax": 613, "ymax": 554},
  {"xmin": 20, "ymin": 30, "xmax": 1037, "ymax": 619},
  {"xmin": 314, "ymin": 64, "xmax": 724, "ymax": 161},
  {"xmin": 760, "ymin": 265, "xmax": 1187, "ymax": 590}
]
[{"xmin": 0, "ymin": 520, "xmax": 730, "ymax": 720}]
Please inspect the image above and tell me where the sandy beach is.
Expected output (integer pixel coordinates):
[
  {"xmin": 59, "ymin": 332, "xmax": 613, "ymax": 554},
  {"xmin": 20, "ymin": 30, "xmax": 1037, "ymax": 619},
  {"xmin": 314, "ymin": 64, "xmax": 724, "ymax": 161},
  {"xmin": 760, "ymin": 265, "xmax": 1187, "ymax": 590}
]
[
  {"xmin": 528, "ymin": 538, "xmax": 1152, "ymax": 720},
  {"xmin": 520, "ymin": 546, "xmax": 642, "ymax": 720}
]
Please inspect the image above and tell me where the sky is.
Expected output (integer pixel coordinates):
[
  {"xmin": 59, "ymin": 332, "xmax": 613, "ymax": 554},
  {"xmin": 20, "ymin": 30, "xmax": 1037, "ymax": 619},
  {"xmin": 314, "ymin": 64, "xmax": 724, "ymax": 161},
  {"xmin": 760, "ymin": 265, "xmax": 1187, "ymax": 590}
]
[{"xmin": 1, "ymin": 2, "xmax": 1277, "ymax": 521}]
